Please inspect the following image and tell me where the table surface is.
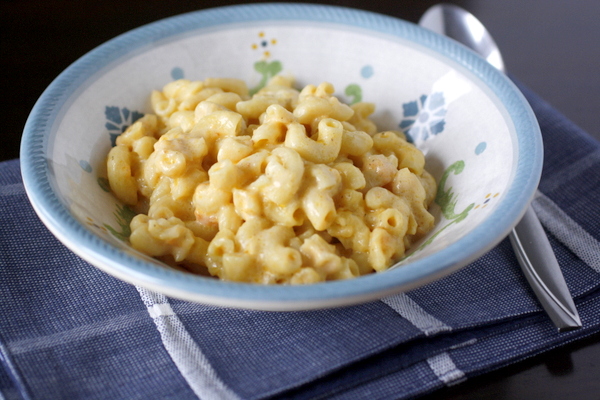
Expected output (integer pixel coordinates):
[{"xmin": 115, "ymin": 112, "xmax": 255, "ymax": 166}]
[{"xmin": 2, "ymin": 0, "xmax": 599, "ymax": 398}]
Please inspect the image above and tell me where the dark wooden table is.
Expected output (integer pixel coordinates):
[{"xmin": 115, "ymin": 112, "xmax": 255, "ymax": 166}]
[{"xmin": 2, "ymin": 1, "xmax": 599, "ymax": 398}]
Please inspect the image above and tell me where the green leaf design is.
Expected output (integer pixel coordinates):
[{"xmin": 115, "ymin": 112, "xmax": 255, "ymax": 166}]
[
  {"xmin": 403, "ymin": 160, "xmax": 475, "ymax": 258},
  {"xmin": 344, "ymin": 84, "xmax": 362, "ymax": 104},
  {"xmin": 435, "ymin": 160, "xmax": 474, "ymax": 222},
  {"xmin": 250, "ymin": 60, "xmax": 283, "ymax": 95},
  {"xmin": 97, "ymin": 177, "xmax": 110, "ymax": 192},
  {"xmin": 104, "ymin": 204, "xmax": 136, "ymax": 241}
]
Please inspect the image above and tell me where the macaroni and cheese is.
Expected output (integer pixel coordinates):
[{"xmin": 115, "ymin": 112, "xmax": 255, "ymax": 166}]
[{"xmin": 107, "ymin": 76, "xmax": 437, "ymax": 284}]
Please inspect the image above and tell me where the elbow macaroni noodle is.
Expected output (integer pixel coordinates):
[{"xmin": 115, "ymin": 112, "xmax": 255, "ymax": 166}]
[{"xmin": 107, "ymin": 76, "xmax": 437, "ymax": 284}]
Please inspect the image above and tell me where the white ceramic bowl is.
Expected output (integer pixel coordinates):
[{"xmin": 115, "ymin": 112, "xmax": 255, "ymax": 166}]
[{"xmin": 20, "ymin": 3, "xmax": 542, "ymax": 310}]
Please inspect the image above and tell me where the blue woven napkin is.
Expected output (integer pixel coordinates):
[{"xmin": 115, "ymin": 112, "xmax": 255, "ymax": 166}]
[{"xmin": 2, "ymin": 81, "xmax": 600, "ymax": 400}]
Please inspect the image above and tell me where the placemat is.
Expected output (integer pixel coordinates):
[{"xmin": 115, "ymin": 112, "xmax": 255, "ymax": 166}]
[{"xmin": 1, "ymin": 81, "xmax": 599, "ymax": 400}]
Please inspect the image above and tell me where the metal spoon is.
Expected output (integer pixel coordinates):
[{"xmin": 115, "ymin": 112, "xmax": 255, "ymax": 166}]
[{"xmin": 419, "ymin": 3, "xmax": 581, "ymax": 331}]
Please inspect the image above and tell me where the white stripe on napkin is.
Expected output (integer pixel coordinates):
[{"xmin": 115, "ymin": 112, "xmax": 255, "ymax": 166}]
[
  {"xmin": 382, "ymin": 294, "xmax": 467, "ymax": 387},
  {"xmin": 538, "ymin": 150, "xmax": 600, "ymax": 194},
  {"xmin": 381, "ymin": 293, "xmax": 452, "ymax": 336},
  {"xmin": 426, "ymin": 353, "xmax": 467, "ymax": 386},
  {"xmin": 147, "ymin": 303, "xmax": 175, "ymax": 318},
  {"xmin": 136, "ymin": 287, "xmax": 240, "ymax": 400},
  {"xmin": 9, "ymin": 312, "xmax": 150, "ymax": 354},
  {"xmin": 533, "ymin": 191, "xmax": 600, "ymax": 273},
  {"xmin": 0, "ymin": 182, "xmax": 24, "ymax": 196}
]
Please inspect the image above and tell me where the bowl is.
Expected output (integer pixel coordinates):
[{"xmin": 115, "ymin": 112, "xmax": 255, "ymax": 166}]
[{"xmin": 20, "ymin": 3, "xmax": 542, "ymax": 310}]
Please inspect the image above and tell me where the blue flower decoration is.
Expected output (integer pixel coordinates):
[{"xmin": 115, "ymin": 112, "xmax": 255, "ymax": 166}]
[
  {"xmin": 399, "ymin": 92, "xmax": 446, "ymax": 143},
  {"xmin": 105, "ymin": 106, "xmax": 144, "ymax": 146}
]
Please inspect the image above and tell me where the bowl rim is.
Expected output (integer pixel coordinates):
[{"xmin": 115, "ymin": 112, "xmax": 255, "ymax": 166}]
[{"xmin": 20, "ymin": 2, "xmax": 543, "ymax": 310}]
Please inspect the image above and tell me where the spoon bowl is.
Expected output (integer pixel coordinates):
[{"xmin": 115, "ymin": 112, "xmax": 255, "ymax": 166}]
[{"xmin": 419, "ymin": 4, "xmax": 505, "ymax": 72}]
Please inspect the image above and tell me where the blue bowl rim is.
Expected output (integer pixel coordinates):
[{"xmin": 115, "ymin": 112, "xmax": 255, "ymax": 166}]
[{"xmin": 20, "ymin": 3, "xmax": 542, "ymax": 307}]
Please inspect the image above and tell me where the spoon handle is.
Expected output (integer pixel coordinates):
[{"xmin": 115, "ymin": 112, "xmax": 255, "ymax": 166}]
[
  {"xmin": 419, "ymin": 3, "xmax": 581, "ymax": 331},
  {"xmin": 509, "ymin": 206, "xmax": 582, "ymax": 331}
]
